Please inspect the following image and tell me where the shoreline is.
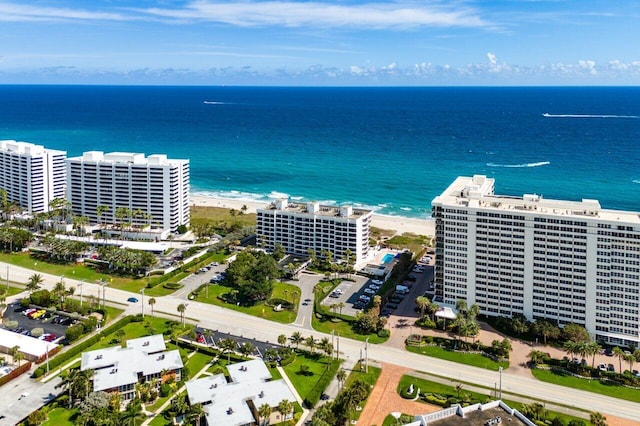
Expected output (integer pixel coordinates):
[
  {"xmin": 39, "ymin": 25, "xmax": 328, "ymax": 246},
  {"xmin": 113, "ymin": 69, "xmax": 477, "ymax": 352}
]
[{"xmin": 190, "ymin": 194, "xmax": 435, "ymax": 237}]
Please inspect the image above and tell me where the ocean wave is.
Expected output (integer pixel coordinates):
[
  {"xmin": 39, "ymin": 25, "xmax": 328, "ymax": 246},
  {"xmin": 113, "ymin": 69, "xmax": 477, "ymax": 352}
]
[
  {"xmin": 487, "ymin": 161, "xmax": 550, "ymax": 168},
  {"xmin": 268, "ymin": 191, "xmax": 289, "ymax": 199},
  {"xmin": 542, "ymin": 113, "xmax": 639, "ymax": 119},
  {"xmin": 400, "ymin": 207, "xmax": 412, "ymax": 211}
]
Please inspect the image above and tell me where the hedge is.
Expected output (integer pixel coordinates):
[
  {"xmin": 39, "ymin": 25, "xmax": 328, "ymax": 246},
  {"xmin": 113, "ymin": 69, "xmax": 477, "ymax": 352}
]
[
  {"xmin": 0, "ymin": 361, "xmax": 32, "ymax": 386},
  {"xmin": 32, "ymin": 315, "xmax": 136, "ymax": 378},
  {"xmin": 303, "ymin": 358, "xmax": 342, "ymax": 408}
]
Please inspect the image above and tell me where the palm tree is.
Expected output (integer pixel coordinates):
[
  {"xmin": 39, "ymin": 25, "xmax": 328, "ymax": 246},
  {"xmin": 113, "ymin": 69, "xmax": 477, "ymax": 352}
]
[
  {"xmin": 258, "ymin": 403, "xmax": 272, "ymax": 426},
  {"xmin": 221, "ymin": 338, "xmax": 237, "ymax": 362},
  {"xmin": 148, "ymin": 297, "xmax": 156, "ymax": 316},
  {"xmin": 415, "ymin": 296, "xmax": 430, "ymax": 318},
  {"xmin": 528, "ymin": 350, "xmax": 548, "ymax": 367},
  {"xmin": 277, "ymin": 399, "xmax": 293, "ymax": 423},
  {"xmin": 188, "ymin": 402, "xmax": 205, "ymax": 426},
  {"xmin": 177, "ymin": 303, "xmax": 187, "ymax": 326},
  {"xmin": 624, "ymin": 353, "xmax": 635, "ymax": 372},
  {"xmin": 240, "ymin": 341, "xmax": 254, "ymax": 359},
  {"xmin": 590, "ymin": 412, "xmax": 608, "ymax": 426},
  {"xmin": 305, "ymin": 336, "xmax": 317, "ymax": 353},
  {"xmin": 290, "ymin": 331, "xmax": 303, "ymax": 349},
  {"xmin": 26, "ymin": 273, "xmax": 44, "ymax": 293},
  {"xmin": 9, "ymin": 345, "xmax": 20, "ymax": 365},
  {"xmin": 613, "ymin": 346, "xmax": 625, "ymax": 373},
  {"xmin": 336, "ymin": 368, "xmax": 347, "ymax": 390},
  {"xmin": 337, "ymin": 302, "xmax": 345, "ymax": 315},
  {"xmin": 278, "ymin": 334, "xmax": 287, "ymax": 346}
]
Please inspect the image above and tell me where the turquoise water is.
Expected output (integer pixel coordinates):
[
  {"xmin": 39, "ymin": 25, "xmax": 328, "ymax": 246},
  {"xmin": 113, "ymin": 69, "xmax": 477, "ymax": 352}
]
[
  {"xmin": 382, "ymin": 254, "xmax": 395, "ymax": 264},
  {"xmin": 0, "ymin": 86, "xmax": 639, "ymax": 219}
]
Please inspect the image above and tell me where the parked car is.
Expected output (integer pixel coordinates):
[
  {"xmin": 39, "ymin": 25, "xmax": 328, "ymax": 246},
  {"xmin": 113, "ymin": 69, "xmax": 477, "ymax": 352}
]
[
  {"xmin": 22, "ymin": 308, "xmax": 37, "ymax": 316},
  {"xmin": 197, "ymin": 333, "xmax": 205, "ymax": 344},
  {"xmin": 386, "ymin": 303, "xmax": 399, "ymax": 310},
  {"xmin": 44, "ymin": 334, "xmax": 57, "ymax": 342},
  {"xmin": 368, "ymin": 284, "xmax": 381, "ymax": 290},
  {"xmin": 363, "ymin": 288, "xmax": 376, "ymax": 295},
  {"xmin": 598, "ymin": 363, "xmax": 607, "ymax": 371},
  {"xmin": 371, "ymin": 280, "xmax": 383, "ymax": 285},
  {"xmin": 607, "ymin": 364, "xmax": 615, "ymax": 372}
]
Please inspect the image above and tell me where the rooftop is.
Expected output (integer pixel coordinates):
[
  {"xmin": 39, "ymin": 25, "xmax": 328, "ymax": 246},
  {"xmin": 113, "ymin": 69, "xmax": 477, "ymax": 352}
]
[
  {"xmin": 433, "ymin": 175, "xmax": 640, "ymax": 224},
  {"xmin": 0, "ymin": 328, "xmax": 56, "ymax": 358},
  {"xmin": 259, "ymin": 199, "xmax": 372, "ymax": 219},
  {"xmin": 186, "ymin": 359, "xmax": 296, "ymax": 426},
  {"xmin": 415, "ymin": 401, "xmax": 534, "ymax": 426},
  {"xmin": 68, "ymin": 151, "xmax": 187, "ymax": 165},
  {"xmin": 0, "ymin": 139, "xmax": 66, "ymax": 156},
  {"xmin": 80, "ymin": 334, "xmax": 183, "ymax": 393}
]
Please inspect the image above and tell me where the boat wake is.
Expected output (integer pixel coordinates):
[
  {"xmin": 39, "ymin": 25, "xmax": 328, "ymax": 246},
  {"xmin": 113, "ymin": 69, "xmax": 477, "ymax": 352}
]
[
  {"xmin": 633, "ymin": 180, "xmax": 640, "ymax": 184},
  {"xmin": 203, "ymin": 101, "xmax": 226, "ymax": 105},
  {"xmin": 487, "ymin": 161, "xmax": 550, "ymax": 168},
  {"xmin": 542, "ymin": 113, "xmax": 639, "ymax": 119}
]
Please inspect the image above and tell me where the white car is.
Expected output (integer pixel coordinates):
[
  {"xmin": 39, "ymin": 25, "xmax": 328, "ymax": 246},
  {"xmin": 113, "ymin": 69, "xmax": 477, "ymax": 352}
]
[
  {"xmin": 368, "ymin": 284, "xmax": 381, "ymax": 290},
  {"xmin": 371, "ymin": 279, "xmax": 383, "ymax": 285},
  {"xmin": 363, "ymin": 288, "xmax": 376, "ymax": 295}
]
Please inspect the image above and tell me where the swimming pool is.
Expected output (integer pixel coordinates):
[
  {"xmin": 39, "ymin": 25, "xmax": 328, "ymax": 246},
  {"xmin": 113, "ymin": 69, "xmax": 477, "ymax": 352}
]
[{"xmin": 382, "ymin": 253, "xmax": 395, "ymax": 264}]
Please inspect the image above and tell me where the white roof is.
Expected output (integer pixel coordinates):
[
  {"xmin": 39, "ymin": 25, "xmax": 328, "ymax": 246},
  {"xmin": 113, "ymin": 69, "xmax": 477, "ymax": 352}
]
[
  {"xmin": 228, "ymin": 359, "xmax": 272, "ymax": 383},
  {"xmin": 126, "ymin": 334, "xmax": 166, "ymax": 354},
  {"xmin": 81, "ymin": 334, "xmax": 183, "ymax": 393},
  {"xmin": 186, "ymin": 359, "xmax": 296, "ymax": 426},
  {"xmin": 435, "ymin": 307, "xmax": 457, "ymax": 320},
  {"xmin": 0, "ymin": 328, "xmax": 55, "ymax": 358}
]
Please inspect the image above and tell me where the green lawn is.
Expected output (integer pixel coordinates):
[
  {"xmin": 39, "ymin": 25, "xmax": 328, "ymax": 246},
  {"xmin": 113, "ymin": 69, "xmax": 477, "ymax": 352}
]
[
  {"xmin": 406, "ymin": 344, "xmax": 508, "ymax": 371},
  {"xmin": 42, "ymin": 407, "xmax": 77, "ymax": 426},
  {"xmin": 193, "ymin": 281, "xmax": 300, "ymax": 324},
  {"xmin": 190, "ymin": 205, "xmax": 256, "ymax": 226},
  {"xmin": 312, "ymin": 316, "xmax": 388, "ymax": 344},
  {"xmin": 1, "ymin": 283, "xmax": 26, "ymax": 297},
  {"xmin": 398, "ymin": 375, "xmax": 592, "ymax": 425},
  {"xmin": 281, "ymin": 350, "xmax": 335, "ymax": 401},
  {"xmin": 345, "ymin": 361, "xmax": 382, "ymax": 421},
  {"xmin": 184, "ymin": 351, "xmax": 213, "ymax": 379},
  {"xmin": 144, "ymin": 283, "xmax": 183, "ymax": 297},
  {"xmin": 531, "ymin": 368, "xmax": 640, "ymax": 403}
]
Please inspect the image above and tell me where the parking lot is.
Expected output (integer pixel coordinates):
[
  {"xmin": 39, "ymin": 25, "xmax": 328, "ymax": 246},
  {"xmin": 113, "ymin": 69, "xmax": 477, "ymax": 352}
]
[
  {"xmin": 191, "ymin": 326, "xmax": 282, "ymax": 359},
  {"xmin": 2, "ymin": 302, "xmax": 73, "ymax": 343}
]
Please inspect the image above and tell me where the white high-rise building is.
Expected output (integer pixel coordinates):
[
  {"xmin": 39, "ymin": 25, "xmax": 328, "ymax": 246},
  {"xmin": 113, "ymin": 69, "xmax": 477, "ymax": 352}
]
[
  {"xmin": 66, "ymin": 152, "xmax": 189, "ymax": 233},
  {"xmin": 256, "ymin": 199, "xmax": 372, "ymax": 264},
  {"xmin": 432, "ymin": 175, "xmax": 640, "ymax": 347},
  {"xmin": 0, "ymin": 140, "xmax": 66, "ymax": 214}
]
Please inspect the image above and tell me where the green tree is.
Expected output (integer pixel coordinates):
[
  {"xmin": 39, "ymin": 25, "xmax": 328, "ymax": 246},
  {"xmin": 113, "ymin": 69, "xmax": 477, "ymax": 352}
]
[
  {"xmin": 148, "ymin": 297, "xmax": 156, "ymax": 316},
  {"xmin": 532, "ymin": 319, "xmax": 560, "ymax": 345},
  {"xmin": 290, "ymin": 331, "xmax": 303, "ymax": 349},
  {"xmin": 221, "ymin": 338, "xmax": 237, "ymax": 362},
  {"xmin": 177, "ymin": 303, "xmax": 187, "ymax": 326},
  {"xmin": 26, "ymin": 273, "xmax": 44, "ymax": 293},
  {"xmin": 612, "ymin": 346, "xmax": 625, "ymax": 373},
  {"xmin": 277, "ymin": 399, "xmax": 293, "ymax": 423},
  {"xmin": 278, "ymin": 334, "xmax": 287, "ymax": 346},
  {"xmin": 562, "ymin": 323, "xmax": 590, "ymax": 343},
  {"xmin": 415, "ymin": 296, "xmax": 431, "ymax": 318},
  {"xmin": 589, "ymin": 412, "xmax": 608, "ymax": 426},
  {"xmin": 258, "ymin": 403, "xmax": 272, "ymax": 426},
  {"xmin": 336, "ymin": 368, "xmax": 347, "ymax": 390},
  {"xmin": 528, "ymin": 350, "xmax": 548, "ymax": 367}
]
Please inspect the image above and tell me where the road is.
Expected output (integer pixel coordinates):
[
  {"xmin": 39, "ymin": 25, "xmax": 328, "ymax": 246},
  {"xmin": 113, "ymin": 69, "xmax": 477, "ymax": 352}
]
[{"xmin": 2, "ymin": 261, "xmax": 640, "ymax": 422}]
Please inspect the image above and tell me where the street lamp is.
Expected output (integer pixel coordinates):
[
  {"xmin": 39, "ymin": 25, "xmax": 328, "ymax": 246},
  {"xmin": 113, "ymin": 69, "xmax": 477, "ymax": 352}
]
[
  {"xmin": 140, "ymin": 288, "xmax": 145, "ymax": 318},
  {"xmin": 79, "ymin": 280, "xmax": 84, "ymax": 307},
  {"xmin": 5, "ymin": 264, "xmax": 8, "ymax": 290},
  {"xmin": 499, "ymin": 366, "xmax": 503, "ymax": 399},
  {"xmin": 365, "ymin": 337, "xmax": 369, "ymax": 373}
]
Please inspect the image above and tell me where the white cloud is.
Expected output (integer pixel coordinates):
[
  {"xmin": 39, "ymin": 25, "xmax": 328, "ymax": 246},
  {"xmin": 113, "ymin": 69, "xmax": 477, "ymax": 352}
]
[
  {"xmin": 0, "ymin": 2, "xmax": 130, "ymax": 22},
  {"xmin": 139, "ymin": 1, "xmax": 491, "ymax": 29},
  {"xmin": 487, "ymin": 52, "xmax": 497, "ymax": 65}
]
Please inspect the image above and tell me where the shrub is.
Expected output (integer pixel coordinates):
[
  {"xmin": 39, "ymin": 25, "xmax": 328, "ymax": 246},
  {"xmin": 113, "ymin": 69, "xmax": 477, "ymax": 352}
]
[
  {"xmin": 377, "ymin": 329, "xmax": 390, "ymax": 338},
  {"xmin": 65, "ymin": 323, "xmax": 85, "ymax": 342},
  {"xmin": 160, "ymin": 383, "xmax": 171, "ymax": 397},
  {"xmin": 163, "ymin": 282, "xmax": 181, "ymax": 289}
]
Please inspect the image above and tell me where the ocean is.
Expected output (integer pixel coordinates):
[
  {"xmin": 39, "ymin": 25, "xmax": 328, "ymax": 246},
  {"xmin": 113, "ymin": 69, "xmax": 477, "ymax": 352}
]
[{"xmin": 1, "ymin": 85, "xmax": 639, "ymax": 219}]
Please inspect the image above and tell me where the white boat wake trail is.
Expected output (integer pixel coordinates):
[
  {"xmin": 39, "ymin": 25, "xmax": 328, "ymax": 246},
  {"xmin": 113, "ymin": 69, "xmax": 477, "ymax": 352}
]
[
  {"xmin": 542, "ymin": 113, "xmax": 639, "ymax": 119},
  {"xmin": 487, "ymin": 161, "xmax": 550, "ymax": 168}
]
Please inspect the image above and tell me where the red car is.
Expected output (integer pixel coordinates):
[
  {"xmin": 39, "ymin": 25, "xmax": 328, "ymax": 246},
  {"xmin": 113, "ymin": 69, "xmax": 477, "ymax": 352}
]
[
  {"xmin": 44, "ymin": 334, "xmax": 57, "ymax": 342},
  {"xmin": 196, "ymin": 333, "xmax": 205, "ymax": 344}
]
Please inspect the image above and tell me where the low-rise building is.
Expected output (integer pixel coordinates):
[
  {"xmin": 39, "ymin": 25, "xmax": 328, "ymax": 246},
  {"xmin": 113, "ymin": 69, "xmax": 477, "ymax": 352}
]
[
  {"xmin": 185, "ymin": 359, "xmax": 296, "ymax": 426},
  {"xmin": 80, "ymin": 334, "xmax": 182, "ymax": 403}
]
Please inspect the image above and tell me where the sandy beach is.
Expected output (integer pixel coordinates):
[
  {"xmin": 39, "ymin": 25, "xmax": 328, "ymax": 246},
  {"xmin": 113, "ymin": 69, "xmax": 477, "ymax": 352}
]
[{"xmin": 190, "ymin": 194, "xmax": 435, "ymax": 237}]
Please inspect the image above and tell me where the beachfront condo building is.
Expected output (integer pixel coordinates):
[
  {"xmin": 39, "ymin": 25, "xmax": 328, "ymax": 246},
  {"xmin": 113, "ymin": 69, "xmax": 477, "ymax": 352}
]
[
  {"xmin": 256, "ymin": 199, "xmax": 372, "ymax": 264},
  {"xmin": 432, "ymin": 175, "xmax": 640, "ymax": 347},
  {"xmin": 66, "ymin": 151, "xmax": 190, "ymax": 233},
  {"xmin": 0, "ymin": 140, "xmax": 66, "ymax": 214}
]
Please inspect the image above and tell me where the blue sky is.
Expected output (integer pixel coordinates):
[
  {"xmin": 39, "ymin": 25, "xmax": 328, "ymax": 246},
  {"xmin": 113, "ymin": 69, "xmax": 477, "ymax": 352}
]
[{"xmin": 1, "ymin": 0, "xmax": 639, "ymax": 85}]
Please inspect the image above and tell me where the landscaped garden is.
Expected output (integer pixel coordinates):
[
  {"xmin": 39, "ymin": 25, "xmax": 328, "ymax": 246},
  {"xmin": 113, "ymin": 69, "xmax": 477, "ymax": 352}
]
[
  {"xmin": 406, "ymin": 334, "xmax": 510, "ymax": 371},
  {"xmin": 192, "ymin": 280, "xmax": 300, "ymax": 323},
  {"xmin": 395, "ymin": 374, "xmax": 597, "ymax": 426}
]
